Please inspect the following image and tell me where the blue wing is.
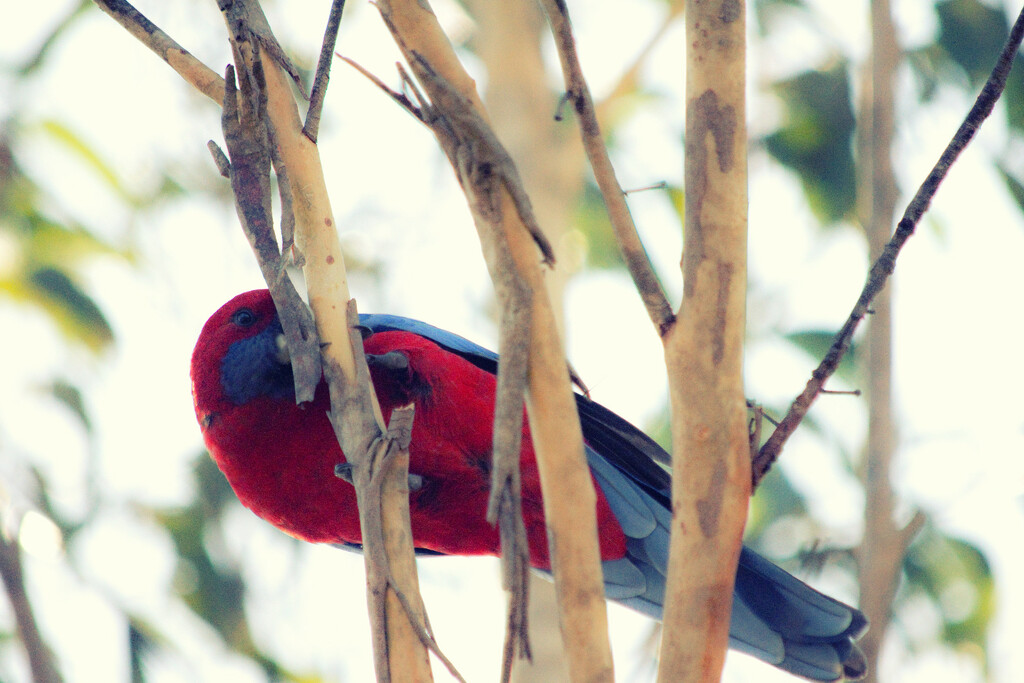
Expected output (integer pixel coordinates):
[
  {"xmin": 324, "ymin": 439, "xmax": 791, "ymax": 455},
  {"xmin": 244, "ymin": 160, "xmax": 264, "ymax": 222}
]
[{"xmin": 359, "ymin": 313, "xmax": 868, "ymax": 681}]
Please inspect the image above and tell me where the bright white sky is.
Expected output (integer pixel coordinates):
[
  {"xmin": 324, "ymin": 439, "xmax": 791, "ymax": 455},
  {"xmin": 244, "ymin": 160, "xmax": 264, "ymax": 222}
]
[{"xmin": 2, "ymin": 1, "xmax": 1023, "ymax": 682}]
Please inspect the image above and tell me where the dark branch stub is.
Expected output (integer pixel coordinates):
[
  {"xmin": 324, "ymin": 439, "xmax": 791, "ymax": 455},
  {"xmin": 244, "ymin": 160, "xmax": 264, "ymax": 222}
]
[{"xmin": 304, "ymin": 0, "xmax": 348, "ymax": 142}]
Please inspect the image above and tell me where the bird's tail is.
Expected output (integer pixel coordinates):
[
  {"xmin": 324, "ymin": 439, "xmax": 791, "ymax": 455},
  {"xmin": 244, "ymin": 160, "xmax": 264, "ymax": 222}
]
[{"xmin": 588, "ymin": 450, "xmax": 868, "ymax": 682}]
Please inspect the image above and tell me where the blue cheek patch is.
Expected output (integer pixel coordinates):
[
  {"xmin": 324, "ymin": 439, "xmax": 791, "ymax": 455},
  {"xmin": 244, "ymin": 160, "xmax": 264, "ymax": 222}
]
[{"xmin": 220, "ymin": 322, "xmax": 295, "ymax": 405}]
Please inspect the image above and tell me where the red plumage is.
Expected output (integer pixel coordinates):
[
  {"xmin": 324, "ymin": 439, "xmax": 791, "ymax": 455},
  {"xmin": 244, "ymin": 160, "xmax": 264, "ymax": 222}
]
[{"xmin": 191, "ymin": 290, "xmax": 627, "ymax": 568}]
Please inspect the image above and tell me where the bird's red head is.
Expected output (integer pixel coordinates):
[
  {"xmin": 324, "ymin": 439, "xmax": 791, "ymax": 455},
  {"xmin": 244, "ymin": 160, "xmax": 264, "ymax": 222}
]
[{"xmin": 190, "ymin": 289, "xmax": 285, "ymax": 428}]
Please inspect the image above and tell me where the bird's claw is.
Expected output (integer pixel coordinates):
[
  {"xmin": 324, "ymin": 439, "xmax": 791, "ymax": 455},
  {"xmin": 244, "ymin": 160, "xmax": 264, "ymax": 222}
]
[
  {"xmin": 274, "ymin": 333, "xmax": 290, "ymax": 365},
  {"xmin": 334, "ymin": 462, "xmax": 424, "ymax": 491},
  {"xmin": 366, "ymin": 351, "xmax": 409, "ymax": 371},
  {"xmin": 334, "ymin": 462, "xmax": 354, "ymax": 484}
]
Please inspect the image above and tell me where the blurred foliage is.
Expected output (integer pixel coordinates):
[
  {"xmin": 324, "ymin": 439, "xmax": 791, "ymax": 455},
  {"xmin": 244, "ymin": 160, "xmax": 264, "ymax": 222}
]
[
  {"xmin": 152, "ymin": 455, "xmax": 296, "ymax": 681},
  {"xmin": 934, "ymin": 0, "xmax": 1012, "ymax": 86},
  {"xmin": 0, "ymin": 0, "xmax": 1014, "ymax": 681},
  {"xmin": 0, "ymin": 133, "xmax": 123, "ymax": 353},
  {"xmin": 742, "ymin": 0, "xmax": 1003, "ymax": 671},
  {"xmin": 763, "ymin": 63, "xmax": 858, "ymax": 224},
  {"xmin": 0, "ymin": 2, "xmax": 279, "ymax": 681},
  {"xmin": 783, "ymin": 329, "xmax": 860, "ymax": 386},
  {"xmin": 903, "ymin": 525, "xmax": 996, "ymax": 655}
]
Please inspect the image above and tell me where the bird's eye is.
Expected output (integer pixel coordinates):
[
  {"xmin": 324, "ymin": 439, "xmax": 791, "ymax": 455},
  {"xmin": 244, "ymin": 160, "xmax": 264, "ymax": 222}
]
[{"xmin": 232, "ymin": 308, "xmax": 257, "ymax": 328}]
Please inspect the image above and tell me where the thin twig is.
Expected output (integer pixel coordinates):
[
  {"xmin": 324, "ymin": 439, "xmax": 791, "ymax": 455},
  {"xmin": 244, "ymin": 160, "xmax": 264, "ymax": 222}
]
[
  {"xmin": 485, "ymin": 271, "xmax": 534, "ymax": 677},
  {"xmin": 304, "ymin": 0, "xmax": 347, "ymax": 142},
  {"xmin": 0, "ymin": 522, "xmax": 65, "ymax": 683},
  {"xmin": 752, "ymin": 2, "xmax": 1024, "ymax": 486},
  {"xmin": 219, "ymin": 0, "xmax": 307, "ymax": 97},
  {"xmin": 337, "ymin": 55, "xmax": 427, "ymax": 124},
  {"xmin": 537, "ymin": 0, "xmax": 675, "ymax": 336},
  {"xmin": 92, "ymin": 0, "xmax": 225, "ymax": 104},
  {"xmin": 269, "ymin": 131, "xmax": 299, "ymax": 264}
]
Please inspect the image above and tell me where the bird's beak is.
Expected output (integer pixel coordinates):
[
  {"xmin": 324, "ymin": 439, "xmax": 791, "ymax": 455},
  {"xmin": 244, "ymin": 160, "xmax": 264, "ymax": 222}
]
[{"xmin": 274, "ymin": 333, "xmax": 290, "ymax": 365}]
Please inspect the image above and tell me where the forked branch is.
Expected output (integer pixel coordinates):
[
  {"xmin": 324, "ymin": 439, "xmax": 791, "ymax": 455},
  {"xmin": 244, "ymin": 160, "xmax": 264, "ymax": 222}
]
[{"xmin": 753, "ymin": 2, "xmax": 1024, "ymax": 486}]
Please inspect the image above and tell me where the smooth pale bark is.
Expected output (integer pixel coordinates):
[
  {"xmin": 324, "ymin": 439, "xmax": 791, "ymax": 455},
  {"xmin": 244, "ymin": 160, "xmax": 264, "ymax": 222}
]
[
  {"xmin": 261, "ymin": 33, "xmax": 435, "ymax": 683},
  {"xmin": 658, "ymin": 2, "xmax": 750, "ymax": 681}
]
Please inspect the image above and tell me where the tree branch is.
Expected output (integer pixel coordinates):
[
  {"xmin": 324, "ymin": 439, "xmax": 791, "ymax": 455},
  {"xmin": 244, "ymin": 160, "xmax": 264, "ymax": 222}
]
[
  {"xmin": 372, "ymin": 2, "xmax": 616, "ymax": 679},
  {"xmin": 92, "ymin": 0, "xmax": 225, "ymax": 104},
  {"xmin": 752, "ymin": 1, "xmax": 1024, "ymax": 486},
  {"xmin": 93, "ymin": 0, "xmax": 443, "ymax": 677},
  {"xmin": 303, "ymin": 0, "xmax": 347, "ymax": 142},
  {"xmin": 214, "ymin": 62, "xmax": 322, "ymax": 403},
  {"xmin": 0, "ymin": 520, "xmax": 65, "ymax": 683},
  {"xmin": 657, "ymin": 2, "xmax": 750, "ymax": 681},
  {"xmin": 537, "ymin": 0, "xmax": 675, "ymax": 336},
  {"xmin": 217, "ymin": 3, "xmax": 442, "ymax": 679}
]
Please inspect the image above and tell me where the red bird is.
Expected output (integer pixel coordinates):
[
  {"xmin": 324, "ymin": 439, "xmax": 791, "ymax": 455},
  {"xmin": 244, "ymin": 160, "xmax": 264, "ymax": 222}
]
[{"xmin": 192, "ymin": 289, "xmax": 867, "ymax": 681}]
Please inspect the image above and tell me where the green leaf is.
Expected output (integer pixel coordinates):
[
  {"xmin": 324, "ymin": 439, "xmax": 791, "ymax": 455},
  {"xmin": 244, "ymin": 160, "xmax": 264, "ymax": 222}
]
[
  {"xmin": 35, "ymin": 119, "xmax": 140, "ymax": 206},
  {"xmin": 935, "ymin": 0, "xmax": 1008, "ymax": 85},
  {"xmin": 45, "ymin": 379, "xmax": 92, "ymax": 434},
  {"xmin": 903, "ymin": 525, "xmax": 995, "ymax": 658},
  {"xmin": 19, "ymin": 267, "xmax": 114, "ymax": 352},
  {"xmin": 996, "ymin": 163, "xmax": 1024, "ymax": 214},
  {"xmin": 762, "ymin": 63, "xmax": 857, "ymax": 224}
]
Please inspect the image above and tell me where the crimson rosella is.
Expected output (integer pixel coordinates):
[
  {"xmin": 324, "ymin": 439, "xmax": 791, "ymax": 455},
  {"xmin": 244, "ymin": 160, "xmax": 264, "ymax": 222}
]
[{"xmin": 191, "ymin": 289, "xmax": 867, "ymax": 681}]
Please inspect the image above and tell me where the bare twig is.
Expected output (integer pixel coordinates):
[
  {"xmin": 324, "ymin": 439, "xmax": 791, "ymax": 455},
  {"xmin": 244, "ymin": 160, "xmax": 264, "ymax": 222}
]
[
  {"xmin": 304, "ymin": 0, "xmax": 347, "ymax": 142},
  {"xmin": 394, "ymin": 50, "xmax": 541, "ymax": 674},
  {"xmin": 537, "ymin": 0, "xmax": 675, "ymax": 336},
  {"xmin": 752, "ymin": 2, "xmax": 1024, "ymax": 486},
  {"xmin": 485, "ymin": 273, "xmax": 534, "ymax": 677},
  {"xmin": 218, "ymin": 0, "xmax": 306, "ymax": 97},
  {"xmin": 338, "ymin": 55, "xmax": 428, "ymax": 124},
  {"xmin": 269, "ymin": 132, "xmax": 298, "ymax": 262},
  {"xmin": 92, "ymin": 0, "xmax": 225, "ymax": 104},
  {"xmin": 0, "ymin": 522, "xmax": 65, "ymax": 683}
]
